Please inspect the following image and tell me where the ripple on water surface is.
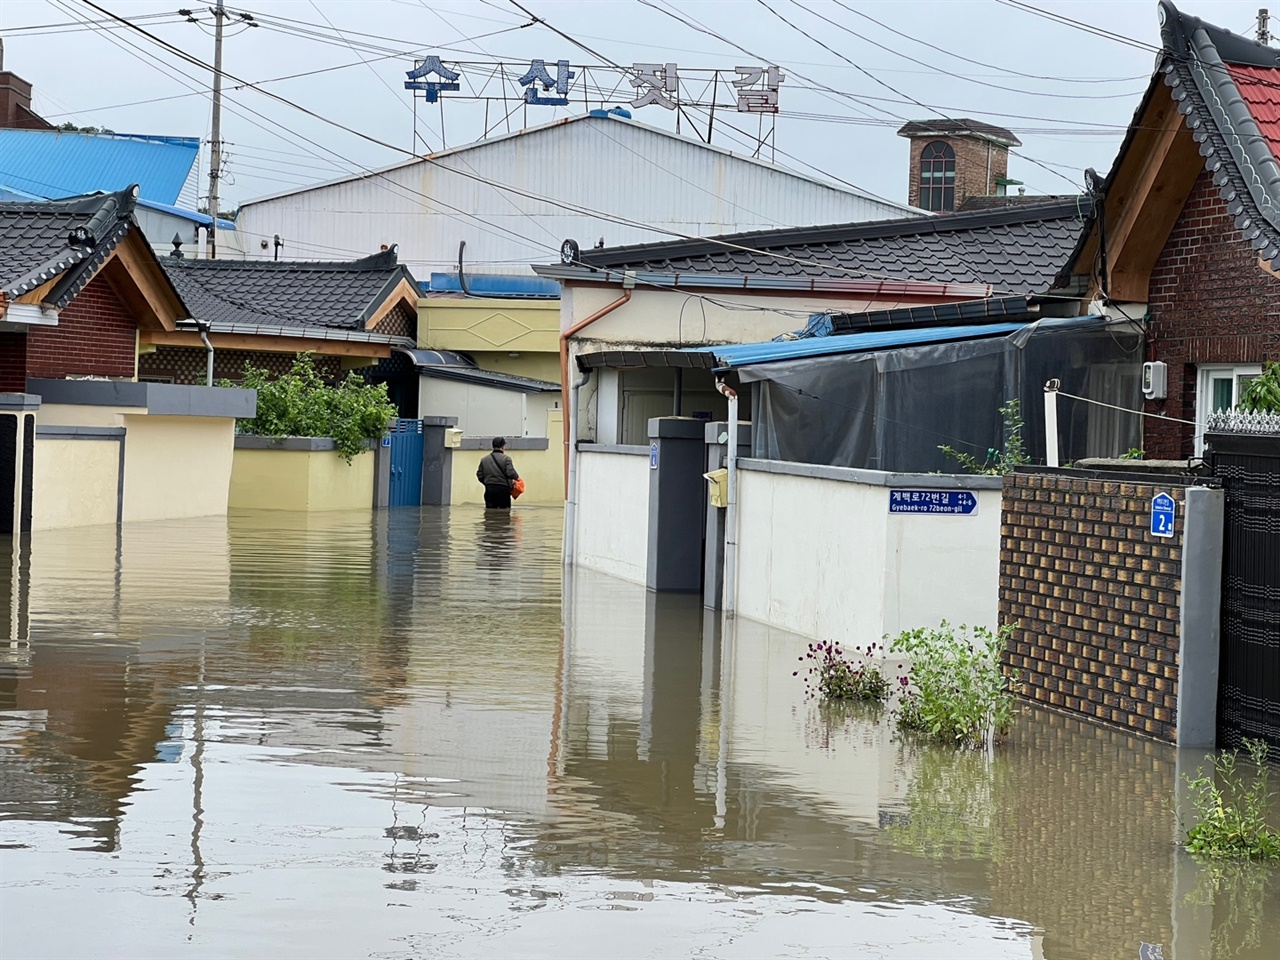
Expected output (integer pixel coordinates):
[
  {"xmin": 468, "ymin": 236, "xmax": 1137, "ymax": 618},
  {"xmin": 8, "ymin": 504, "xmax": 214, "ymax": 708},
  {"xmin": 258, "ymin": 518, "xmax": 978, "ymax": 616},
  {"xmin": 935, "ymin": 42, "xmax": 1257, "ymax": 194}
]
[{"xmin": 1, "ymin": 507, "xmax": 1277, "ymax": 959}]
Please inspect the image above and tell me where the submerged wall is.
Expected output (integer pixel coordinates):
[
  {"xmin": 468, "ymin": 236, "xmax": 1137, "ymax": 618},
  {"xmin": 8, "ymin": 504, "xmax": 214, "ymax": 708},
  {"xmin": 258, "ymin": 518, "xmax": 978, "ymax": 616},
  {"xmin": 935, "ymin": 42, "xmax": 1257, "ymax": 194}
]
[
  {"xmin": 573, "ymin": 446, "xmax": 650, "ymax": 584},
  {"xmin": 230, "ymin": 438, "xmax": 374, "ymax": 511},
  {"xmin": 734, "ymin": 460, "xmax": 1003, "ymax": 645}
]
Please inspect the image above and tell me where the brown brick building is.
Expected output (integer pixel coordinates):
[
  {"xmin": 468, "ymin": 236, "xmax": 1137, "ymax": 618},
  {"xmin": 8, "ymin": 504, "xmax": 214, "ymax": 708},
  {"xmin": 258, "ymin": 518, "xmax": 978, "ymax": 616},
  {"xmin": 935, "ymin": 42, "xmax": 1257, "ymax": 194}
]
[
  {"xmin": 1056, "ymin": 2, "xmax": 1280, "ymax": 460},
  {"xmin": 897, "ymin": 119, "xmax": 1021, "ymax": 212}
]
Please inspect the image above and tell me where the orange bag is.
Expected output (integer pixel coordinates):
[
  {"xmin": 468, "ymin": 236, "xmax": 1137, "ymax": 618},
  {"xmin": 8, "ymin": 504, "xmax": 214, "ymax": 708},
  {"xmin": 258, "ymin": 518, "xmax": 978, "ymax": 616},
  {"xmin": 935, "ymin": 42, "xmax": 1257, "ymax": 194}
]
[{"xmin": 511, "ymin": 478, "xmax": 526, "ymax": 500}]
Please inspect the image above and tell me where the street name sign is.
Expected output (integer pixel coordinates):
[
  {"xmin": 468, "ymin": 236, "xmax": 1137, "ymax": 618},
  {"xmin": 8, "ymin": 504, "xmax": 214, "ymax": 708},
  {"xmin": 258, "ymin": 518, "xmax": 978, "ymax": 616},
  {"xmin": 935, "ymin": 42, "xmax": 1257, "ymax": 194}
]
[{"xmin": 888, "ymin": 490, "xmax": 978, "ymax": 515}]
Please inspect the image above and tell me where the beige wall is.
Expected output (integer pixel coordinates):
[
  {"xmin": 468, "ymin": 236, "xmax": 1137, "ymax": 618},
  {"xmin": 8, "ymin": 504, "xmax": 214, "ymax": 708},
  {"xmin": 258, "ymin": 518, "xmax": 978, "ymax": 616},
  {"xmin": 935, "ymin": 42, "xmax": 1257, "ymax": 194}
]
[
  {"xmin": 33, "ymin": 406, "xmax": 238, "ymax": 528},
  {"xmin": 451, "ymin": 410, "xmax": 563, "ymax": 505},
  {"xmin": 419, "ymin": 296, "xmax": 559, "ymax": 354},
  {"xmin": 31, "ymin": 438, "xmax": 120, "ymax": 531},
  {"xmin": 230, "ymin": 447, "xmax": 373, "ymax": 511},
  {"xmin": 121, "ymin": 416, "xmax": 235, "ymax": 522},
  {"xmin": 468, "ymin": 351, "xmax": 561, "ymax": 384}
]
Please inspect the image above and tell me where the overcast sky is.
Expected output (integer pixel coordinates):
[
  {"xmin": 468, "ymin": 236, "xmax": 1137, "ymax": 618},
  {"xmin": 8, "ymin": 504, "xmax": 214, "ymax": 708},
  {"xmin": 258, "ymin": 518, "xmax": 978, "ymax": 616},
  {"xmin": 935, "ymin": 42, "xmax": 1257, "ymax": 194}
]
[{"xmin": 0, "ymin": 0, "xmax": 1272, "ymax": 215}]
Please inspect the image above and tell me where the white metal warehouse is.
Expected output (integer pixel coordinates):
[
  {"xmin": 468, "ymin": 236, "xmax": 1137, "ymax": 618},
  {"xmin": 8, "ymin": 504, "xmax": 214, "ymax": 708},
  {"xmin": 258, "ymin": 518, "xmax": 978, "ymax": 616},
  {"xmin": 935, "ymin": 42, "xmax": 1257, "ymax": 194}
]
[{"xmin": 231, "ymin": 111, "xmax": 920, "ymax": 277}]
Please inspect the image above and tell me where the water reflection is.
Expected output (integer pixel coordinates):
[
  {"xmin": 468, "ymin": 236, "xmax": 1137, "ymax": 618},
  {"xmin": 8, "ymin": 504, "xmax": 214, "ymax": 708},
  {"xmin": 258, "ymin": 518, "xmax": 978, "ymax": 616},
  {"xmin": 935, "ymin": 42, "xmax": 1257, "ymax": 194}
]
[{"xmin": 0, "ymin": 510, "xmax": 1276, "ymax": 958}]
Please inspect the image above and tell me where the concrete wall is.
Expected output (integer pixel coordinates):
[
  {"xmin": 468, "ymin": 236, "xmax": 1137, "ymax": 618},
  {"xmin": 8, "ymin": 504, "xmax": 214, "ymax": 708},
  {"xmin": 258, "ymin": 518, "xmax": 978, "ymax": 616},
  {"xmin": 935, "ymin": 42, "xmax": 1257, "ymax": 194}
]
[
  {"xmin": 229, "ymin": 442, "xmax": 374, "ymax": 511},
  {"xmin": 420, "ymin": 377, "xmax": 558, "ymax": 441},
  {"xmin": 31, "ymin": 436, "xmax": 119, "ymax": 530},
  {"xmin": 121, "ymin": 416, "xmax": 235, "ymax": 522},
  {"xmin": 418, "ymin": 296, "xmax": 559, "ymax": 355},
  {"xmin": 734, "ymin": 460, "xmax": 1002, "ymax": 646},
  {"xmin": 573, "ymin": 447, "xmax": 651, "ymax": 584}
]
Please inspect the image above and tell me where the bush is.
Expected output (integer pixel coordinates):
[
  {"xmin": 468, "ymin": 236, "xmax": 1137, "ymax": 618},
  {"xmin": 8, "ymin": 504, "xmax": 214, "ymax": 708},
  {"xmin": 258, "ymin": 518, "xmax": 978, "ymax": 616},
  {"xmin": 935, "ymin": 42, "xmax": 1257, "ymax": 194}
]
[
  {"xmin": 890, "ymin": 621, "xmax": 1019, "ymax": 749},
  {"xmin": 1182, "ymin": 738, "xmax": 1280, "ymax": 861},
  {"xmin": 1237, "ymin": 362, "xmax": 1280, "ymax": 414},
  {"xmin": 795, "ymin": 640, "xmax": 890, "ymax": 703},
  {"xmin": 228, "ymin": 354, "xmax": 398, "ymax": 462}
]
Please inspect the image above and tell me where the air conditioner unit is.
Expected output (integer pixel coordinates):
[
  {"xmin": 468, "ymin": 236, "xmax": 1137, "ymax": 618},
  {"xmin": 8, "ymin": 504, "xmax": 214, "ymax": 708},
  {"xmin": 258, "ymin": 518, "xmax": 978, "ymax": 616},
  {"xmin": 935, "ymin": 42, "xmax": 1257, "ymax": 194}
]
[{"xmin": 1142, "ymin": 361, "xmax": 1167, "ymax": 400}]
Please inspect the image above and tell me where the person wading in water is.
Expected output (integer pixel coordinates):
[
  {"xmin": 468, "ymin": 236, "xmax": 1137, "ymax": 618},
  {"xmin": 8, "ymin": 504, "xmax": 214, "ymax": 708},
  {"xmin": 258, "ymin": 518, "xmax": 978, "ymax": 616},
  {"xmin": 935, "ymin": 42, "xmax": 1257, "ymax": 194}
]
[{"xmin": 477, "ymin": 437, "xmax": 520, "ymax": 509}]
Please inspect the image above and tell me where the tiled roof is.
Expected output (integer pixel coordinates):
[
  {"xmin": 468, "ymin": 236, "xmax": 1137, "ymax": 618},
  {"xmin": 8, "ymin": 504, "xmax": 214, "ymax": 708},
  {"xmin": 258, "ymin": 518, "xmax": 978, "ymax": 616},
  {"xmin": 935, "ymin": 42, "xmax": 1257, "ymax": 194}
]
[
  {"xmin": 575, "ymin": 200, "xmax": 1092, "ymax": 296},
  {"xmin": 896, "ymin": 119, "xmax": 1021, "ymax": 147},
  {"xmin": 0, "ymin": 130, "xmax": 199, "ymax": 206},
  {"xmin": 1155, "ymin": 0, "xmax": 1280, "ymax": 263},
  {"xmin": 161, "ymin": 248, "xmax": 419, "ymax": 331},
  {"xmin": 0, "ymin": 186, "xmax": 141, "ymax": 309}
]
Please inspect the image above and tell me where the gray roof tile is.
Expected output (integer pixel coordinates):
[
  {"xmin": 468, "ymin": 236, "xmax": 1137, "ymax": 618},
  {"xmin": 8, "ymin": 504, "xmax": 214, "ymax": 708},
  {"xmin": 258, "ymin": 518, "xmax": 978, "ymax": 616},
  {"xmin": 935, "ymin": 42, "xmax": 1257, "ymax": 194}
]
[
  {"xmin": 160, "ymin": 249, "xmax": 419, "ymax": 331},
  {"xmin": 579, "ymin": 201, "xmax": 1091, "ymax": 296}
]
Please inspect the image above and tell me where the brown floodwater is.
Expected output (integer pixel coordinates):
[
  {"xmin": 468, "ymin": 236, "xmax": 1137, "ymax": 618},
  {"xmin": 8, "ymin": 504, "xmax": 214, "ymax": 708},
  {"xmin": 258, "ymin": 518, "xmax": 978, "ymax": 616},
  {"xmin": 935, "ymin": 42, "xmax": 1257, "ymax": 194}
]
[{"xmin": 1, "ymin": 508, "xmax": 1277, "ymax": 959}]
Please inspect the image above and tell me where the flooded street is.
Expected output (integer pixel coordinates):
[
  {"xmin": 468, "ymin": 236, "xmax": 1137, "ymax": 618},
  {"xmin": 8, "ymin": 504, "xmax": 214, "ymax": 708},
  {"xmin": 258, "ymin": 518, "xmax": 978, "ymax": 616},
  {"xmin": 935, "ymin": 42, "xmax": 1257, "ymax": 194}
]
[{"xmin": 2, "ymin": 508, "xmax": 1278, "ymax": 959}]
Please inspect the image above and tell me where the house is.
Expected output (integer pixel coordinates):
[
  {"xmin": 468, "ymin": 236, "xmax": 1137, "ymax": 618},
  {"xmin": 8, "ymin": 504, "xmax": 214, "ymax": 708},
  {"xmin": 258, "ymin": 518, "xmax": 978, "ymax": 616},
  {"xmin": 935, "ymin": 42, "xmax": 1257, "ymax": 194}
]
[
  {"xmin": 234, "ymin": 111, "xmax": 928, "ymax": 491},
  {"xmin": 896, "ymin": 118, "xmax": 1022, "ymax": 213},
  {"xmin": 144, "ymin": 249, "xmax": 421, "ymax": 408},
  {"xmin": 1055, "ymin": 0, "xmax": 1280, "ymax": 458},
  {"xmin": 540, "ymin": 199, "xmax": 1096, "ymax": 453},
  {"xmin": 0, "ymin": 67, "xmax": 234, "ymax": 256},
  {"xmin": 0, "ymin": 187, "xmax": 255, "ymax": 531}
]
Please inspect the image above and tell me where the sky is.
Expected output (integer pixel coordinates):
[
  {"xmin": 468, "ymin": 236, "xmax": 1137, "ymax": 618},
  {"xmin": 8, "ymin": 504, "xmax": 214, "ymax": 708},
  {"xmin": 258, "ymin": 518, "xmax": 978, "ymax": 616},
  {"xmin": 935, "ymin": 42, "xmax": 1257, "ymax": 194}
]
[{"xmin": 0, "ymin": 0, "xmax": 1272, "ymax": 215}]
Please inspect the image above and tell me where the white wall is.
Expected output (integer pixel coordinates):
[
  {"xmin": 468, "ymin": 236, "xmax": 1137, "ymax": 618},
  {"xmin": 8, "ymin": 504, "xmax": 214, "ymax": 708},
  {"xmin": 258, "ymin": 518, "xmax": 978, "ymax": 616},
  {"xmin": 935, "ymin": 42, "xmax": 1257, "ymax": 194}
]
[
  {"xmin": 573, "ymin": 449, "xmax": 650, "ymax": 584},
  {"xmin": 420, "ymin": 377, "xmax": 557, "ymax": 439},
  {"xmin": 734, "ymin": 461, "xmax": 1002, "ymax": 646}
]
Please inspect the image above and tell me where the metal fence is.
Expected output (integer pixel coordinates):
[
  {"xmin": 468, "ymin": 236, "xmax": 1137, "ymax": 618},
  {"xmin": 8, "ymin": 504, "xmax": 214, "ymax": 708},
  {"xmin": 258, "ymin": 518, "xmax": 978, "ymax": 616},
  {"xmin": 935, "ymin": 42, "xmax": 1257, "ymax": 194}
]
[{"xmin": 1207, "ymin": 430, "xmax": 1280, "ymax": 749}]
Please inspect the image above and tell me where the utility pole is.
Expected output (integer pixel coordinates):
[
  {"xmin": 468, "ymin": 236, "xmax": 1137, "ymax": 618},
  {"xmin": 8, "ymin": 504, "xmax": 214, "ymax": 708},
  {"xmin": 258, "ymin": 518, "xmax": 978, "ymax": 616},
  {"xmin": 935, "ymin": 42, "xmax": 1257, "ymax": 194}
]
[
  {"xmin": 207, "ymin": 0, "xmax": 226, "ymax": 259},
  {"xmin": 1258, "ymin": 9, "xmax": 1271, "ymax": 44}
]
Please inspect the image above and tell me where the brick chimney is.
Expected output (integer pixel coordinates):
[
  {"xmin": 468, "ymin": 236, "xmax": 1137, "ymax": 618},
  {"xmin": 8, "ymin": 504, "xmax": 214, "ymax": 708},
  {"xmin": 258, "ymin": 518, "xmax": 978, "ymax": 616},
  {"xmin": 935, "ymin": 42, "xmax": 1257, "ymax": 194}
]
[
  {"xmin": 0, "ymin": 46, "xmax": 54, "ymax": 131},
  {"xmin": 897, "ymin": 119, "xmax": 1021, "ymax": 213}
]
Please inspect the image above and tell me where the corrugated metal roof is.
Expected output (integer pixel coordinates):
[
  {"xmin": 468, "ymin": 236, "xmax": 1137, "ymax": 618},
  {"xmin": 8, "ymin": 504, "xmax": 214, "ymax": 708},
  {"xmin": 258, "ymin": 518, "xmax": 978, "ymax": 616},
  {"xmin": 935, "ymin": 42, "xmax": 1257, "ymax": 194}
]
[
  {"xmin": 689, "ymin": 321, "xmax": 1034, "ymax": 368},
  {"xmin": 234, "ymin": 113, "xmax": 922, "ymax": 277},
  {"xmin": 0, "ymin": 130, "xmax": 198, "ymax": 205},
  {"xmin": 576, "ymin": 315, "xmax": 1104, "ymax": 372}
]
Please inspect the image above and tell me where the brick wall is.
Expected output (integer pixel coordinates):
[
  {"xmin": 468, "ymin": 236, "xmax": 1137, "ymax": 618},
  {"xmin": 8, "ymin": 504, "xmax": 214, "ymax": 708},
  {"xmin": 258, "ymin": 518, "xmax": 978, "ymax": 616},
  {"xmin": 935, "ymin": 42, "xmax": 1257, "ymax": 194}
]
[
  {"xmin": 905, "ymin": 135, "xmax": 1010, "ymax": 211},
  {"xmin": 1146, "ymin": 170, "xmax": 1280, "ymax": 459},
  {"xmin": 25, "ymin": 274, "xmax": 137, "ymax": 381},
  {"xmin": 138, "ymin": 345, "xmax": 341, "ymax": 384},
  {"xmin": 1000, "ymin": 470, "xmax": 1189, "ymax": 741},
  {"xmin": 0, "ymin": 334, "xmax": 27, "ymax": 393}
]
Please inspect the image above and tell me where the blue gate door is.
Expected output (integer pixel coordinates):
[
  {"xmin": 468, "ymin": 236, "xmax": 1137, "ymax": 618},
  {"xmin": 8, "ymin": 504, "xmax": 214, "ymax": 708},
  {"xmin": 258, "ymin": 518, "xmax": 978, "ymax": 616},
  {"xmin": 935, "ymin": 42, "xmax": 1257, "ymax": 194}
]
[{"xmin": 388, "ymin": 418, "xmax": 424, "ymax": 507}]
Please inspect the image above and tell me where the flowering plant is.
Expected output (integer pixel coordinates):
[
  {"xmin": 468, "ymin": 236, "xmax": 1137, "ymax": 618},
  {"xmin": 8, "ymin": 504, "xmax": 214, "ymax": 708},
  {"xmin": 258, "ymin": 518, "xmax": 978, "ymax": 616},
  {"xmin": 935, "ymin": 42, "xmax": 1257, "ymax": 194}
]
[{"xmin": 796, "ymin": 640, "xmax": 890, "ymax": 703}]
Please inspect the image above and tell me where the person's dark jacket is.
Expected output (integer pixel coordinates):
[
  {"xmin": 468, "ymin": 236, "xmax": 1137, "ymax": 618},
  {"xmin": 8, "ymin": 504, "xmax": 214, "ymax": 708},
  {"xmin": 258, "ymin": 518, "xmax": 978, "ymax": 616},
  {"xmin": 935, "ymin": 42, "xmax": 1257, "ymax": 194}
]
[{"xmin": 477, "ymin": 451, "xmax": 519, "ymax": 486}]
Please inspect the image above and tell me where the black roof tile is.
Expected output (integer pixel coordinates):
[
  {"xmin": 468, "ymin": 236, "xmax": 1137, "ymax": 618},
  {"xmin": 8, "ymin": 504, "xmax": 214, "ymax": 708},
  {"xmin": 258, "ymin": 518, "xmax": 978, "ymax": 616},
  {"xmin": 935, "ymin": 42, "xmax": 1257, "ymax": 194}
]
[
  {"xmin": 576, "ymin": 200, "xmax": 1090, "ymax": 296},
  {"xmin": 0, "ymin": 186, "xmax": 140, "ymax": 309},
  {"xmin": 160, "ymin": 248, "xmax": 419, "ymax": 331}
]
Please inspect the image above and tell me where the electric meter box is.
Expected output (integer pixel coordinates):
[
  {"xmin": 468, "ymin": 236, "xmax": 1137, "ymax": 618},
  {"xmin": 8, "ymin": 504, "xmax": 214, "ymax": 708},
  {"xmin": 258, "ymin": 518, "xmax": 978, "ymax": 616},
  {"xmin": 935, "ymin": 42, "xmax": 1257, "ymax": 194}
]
[
  {"xmin": 1142, "ymin": 361, "xmax": 1167, "ymax": 400},
  {"xmin": 444, "ymin": 428, "xmax": 464, "ymax": 448},
  {"xmin": 704, "ymin": 469, "xmax": 728, "ymax": 508}
]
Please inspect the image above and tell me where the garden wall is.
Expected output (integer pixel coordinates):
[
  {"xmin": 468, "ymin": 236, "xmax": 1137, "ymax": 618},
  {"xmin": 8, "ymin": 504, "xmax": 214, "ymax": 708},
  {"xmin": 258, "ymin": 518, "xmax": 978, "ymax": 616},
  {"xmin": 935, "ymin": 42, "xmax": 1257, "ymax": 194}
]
[
  {"xmin": 1000, "ymin": 467, "xmax": 1224, "ymax": 745},
  {"xmin": 572, "ymin": 446, "xmax": 651, "ymax": 584},
  {"xmin": 230, "ymin": 438, "xmax": 374, "ymax": 511},
  {"xmin": 735, "ymin": 460, "xmax": 1003, "ymax": 645}
]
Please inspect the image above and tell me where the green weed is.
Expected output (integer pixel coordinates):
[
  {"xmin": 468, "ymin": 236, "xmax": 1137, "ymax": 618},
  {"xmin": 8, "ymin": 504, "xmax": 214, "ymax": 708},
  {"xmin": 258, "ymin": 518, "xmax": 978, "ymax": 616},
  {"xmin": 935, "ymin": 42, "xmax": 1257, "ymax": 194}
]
[{"xmin": 1182, "ymin": 738, "xmax": 1280, "ymax": 861}]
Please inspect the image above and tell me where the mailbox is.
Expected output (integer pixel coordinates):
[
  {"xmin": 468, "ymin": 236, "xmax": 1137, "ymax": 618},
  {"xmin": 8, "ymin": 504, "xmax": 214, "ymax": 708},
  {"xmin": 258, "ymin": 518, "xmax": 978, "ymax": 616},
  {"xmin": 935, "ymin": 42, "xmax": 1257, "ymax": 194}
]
[
  {"xmin": 443, "ymin": 428, "xmax": 463, "ymax": 449},
  {"xmin": 704, "ymin": 469, "xmax": 728, "ymax": 508}
]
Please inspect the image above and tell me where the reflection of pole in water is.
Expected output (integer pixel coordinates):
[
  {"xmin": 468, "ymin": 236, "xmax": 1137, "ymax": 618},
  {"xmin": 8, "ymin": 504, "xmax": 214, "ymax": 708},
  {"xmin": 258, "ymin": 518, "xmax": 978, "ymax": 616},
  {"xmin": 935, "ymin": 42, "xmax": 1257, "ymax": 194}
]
[
  {"xmin": 0, "ymin": 534, "xmax": 31, "ymax": 646},
  {"xmin": 715, "ymin": 613, "xmax": 736, "ymax": 831},
  {"xmin": 184, "ymin": 635, "xmax": 207, "ymax": 922}
]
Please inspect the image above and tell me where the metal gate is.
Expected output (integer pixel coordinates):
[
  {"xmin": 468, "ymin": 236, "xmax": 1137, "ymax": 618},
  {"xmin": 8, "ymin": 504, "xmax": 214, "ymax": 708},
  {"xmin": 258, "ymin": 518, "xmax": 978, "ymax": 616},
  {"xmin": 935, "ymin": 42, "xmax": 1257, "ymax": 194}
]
[
  {"xmin": 1208, "ymin": 431, "xmax": 1280, "ymax": 748},
  {"xmin": 387, "ymin": 418, "xmax": 424, "ymax": 507}
]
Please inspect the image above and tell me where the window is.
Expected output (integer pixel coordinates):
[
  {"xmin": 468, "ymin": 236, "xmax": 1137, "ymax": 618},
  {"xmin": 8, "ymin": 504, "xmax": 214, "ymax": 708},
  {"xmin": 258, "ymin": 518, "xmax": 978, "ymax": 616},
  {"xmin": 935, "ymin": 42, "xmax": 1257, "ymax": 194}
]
[
  {"xmin": 918, "ymin": 141, "xmax": 956, "ymax": 212},
  {"xmin": 1195, "ymin": 364, "xmax": 1262, "ymax": 454}
]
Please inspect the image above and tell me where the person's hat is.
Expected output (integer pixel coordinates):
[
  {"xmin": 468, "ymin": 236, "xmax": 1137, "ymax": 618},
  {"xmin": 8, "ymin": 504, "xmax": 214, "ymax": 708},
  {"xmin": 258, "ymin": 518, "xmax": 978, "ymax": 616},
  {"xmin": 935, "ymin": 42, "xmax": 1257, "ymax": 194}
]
[{"xmin": 492, "ymin": 437, "xmax": 507, "ymax": 449}]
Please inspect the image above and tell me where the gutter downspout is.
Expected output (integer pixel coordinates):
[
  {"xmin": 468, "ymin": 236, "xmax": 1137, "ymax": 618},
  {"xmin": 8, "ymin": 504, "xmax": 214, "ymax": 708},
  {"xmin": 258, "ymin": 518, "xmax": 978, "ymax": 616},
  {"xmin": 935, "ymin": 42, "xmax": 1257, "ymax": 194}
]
[
  {"xmin": 196, "ymin": 321, "xmax": 214, "ymax": 385},
  {"xmin": 564, "ymin": 367, "xmax": 592, "ymax": 567},
  {"xmin": 715, "ymin": 377, "xmax": 738, "ymax": 617},
  {"xmin": 559, "ymin": 282, "xmax": 633, "ymax": 498}
]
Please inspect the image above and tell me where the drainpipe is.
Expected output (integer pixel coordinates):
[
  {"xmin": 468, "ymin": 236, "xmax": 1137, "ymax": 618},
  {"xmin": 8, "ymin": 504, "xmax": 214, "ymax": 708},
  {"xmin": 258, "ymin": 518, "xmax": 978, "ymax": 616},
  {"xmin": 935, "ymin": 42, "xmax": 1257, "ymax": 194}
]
[
  {"xmin": 564, "ymin": 367, "xmax": 591, "ymax": 567},
  {"xmin": 715, "ymin": 377, "xmax": 739, "ymax": 617},
  {"xmin": 559, "ymin": 277, "xmax": 634, "ymax": 497},
  {"xmin": 181, "ymin": 319, "xmax": 215, "ymax": 385}
]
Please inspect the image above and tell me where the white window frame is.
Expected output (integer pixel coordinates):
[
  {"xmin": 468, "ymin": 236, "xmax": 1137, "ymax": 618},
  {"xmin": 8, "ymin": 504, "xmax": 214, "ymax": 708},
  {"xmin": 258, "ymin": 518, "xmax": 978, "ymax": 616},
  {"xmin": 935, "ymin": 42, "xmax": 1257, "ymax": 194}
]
[{"xmin": 1195, "ymin": 363, "xmax": 1263, "ymax": 454}]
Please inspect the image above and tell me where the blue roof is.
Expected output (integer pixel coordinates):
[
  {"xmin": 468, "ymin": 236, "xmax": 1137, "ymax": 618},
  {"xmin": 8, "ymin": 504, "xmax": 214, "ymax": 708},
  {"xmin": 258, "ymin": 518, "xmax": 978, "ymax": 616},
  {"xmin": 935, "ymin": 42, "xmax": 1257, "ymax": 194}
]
[
  {"xmin": 0, "ymin": 129, "xmax": 198, "ymax": 205},
  {"xmin": 137, "ymin": 198, "xmax": 236, "ymax": 231},
  {"xmin": 425, "ymin": 272, "xmax": 560, "ymax": 299},
  {"xmin": 691, "ymin": 320, "xmax": 1035, "ymax": 369}
]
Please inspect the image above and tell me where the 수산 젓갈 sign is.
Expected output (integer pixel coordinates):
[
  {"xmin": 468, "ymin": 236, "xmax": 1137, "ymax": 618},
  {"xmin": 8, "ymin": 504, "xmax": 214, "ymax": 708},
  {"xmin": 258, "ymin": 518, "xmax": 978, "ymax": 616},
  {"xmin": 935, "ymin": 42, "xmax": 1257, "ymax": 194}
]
[{"xmin": 888, "ymin": 490, "xmax": 978, "ymax": 515}]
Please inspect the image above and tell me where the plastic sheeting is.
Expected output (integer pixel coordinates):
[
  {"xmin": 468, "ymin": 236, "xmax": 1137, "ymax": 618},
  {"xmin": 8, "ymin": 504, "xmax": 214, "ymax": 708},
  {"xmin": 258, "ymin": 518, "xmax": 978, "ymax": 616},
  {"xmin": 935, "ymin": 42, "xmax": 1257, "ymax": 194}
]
[{"xmin": 741, "ymin": 316, "xmax": 1144, "ymax": 472}]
